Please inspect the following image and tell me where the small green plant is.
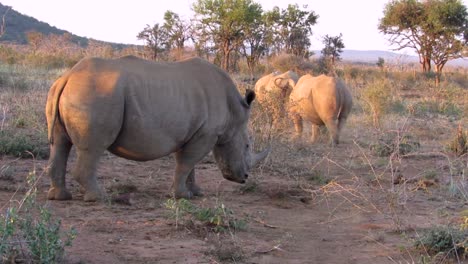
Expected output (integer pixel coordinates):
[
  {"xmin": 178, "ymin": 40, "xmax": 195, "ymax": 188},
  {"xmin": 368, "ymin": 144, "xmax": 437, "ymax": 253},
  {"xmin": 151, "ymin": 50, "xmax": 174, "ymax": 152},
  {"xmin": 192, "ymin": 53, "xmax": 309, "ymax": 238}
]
[
  {"xmin": 208, "ymin": 238, "xmax": 245, "ymax": 262},
  {"xmin": 370, "ymin": 134, "xmax": 420, "ymax": 157},
  {"xmin": 0, "ymin": 130, "xmax": 49, "ymax": 159},
  {"xmin": 409, "ymin": 99, "xmax": 461, "ymax": 118},
  {"xmin": 238, "ymin": 180, "xmax": 259, "ymax": 194},
  {"xmin": 446, "ymin": 124, "xmax": 467, "ymax": 156},
  {"xmin": 360, "ymin": 79, "xmax": 393, "ymax": 127},
  {"xmin": 164, "ymin": 198, "xmax": 247, "ymax": 233},
  {"xmin": 0, "ymin": 171, "xmax": 76, "ymax": 263},
  {"xmin": 423, "ymin": 170, "xmax": 438, "ymax": 180},
  {"xmin": 415, "ymin": 225, "xmax": 467, "ymax": 259},
  {"xmin": 307, "ymin": 170, "xmax": 330, "ymax": 185}
]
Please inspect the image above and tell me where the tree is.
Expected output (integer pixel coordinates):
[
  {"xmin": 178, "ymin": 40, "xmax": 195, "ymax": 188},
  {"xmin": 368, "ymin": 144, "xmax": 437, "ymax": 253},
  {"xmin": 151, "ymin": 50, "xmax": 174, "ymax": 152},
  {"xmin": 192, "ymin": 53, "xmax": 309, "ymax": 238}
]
[
  {"xmin": 137, "ymin": 24, "xmax": 168, "ymax": 61},
  {"xmin": 162, "ymin": 10, "xmax": 191, "ymax": 60},
  {"xmin": 425, "ymin": 0, "xmax": 468, "ymax": 84},
  {"xmin": 321, "ymin": 33, "xmax": 345, "ymax": 66},
  {"xmin": 379, "ymin": 0, "xmax": 467, "ymax": 78},
  {"xmin": 26, "ymin": 31, "xmax": 44, "ymax": 54},
  {"xmin": 0, "ymin": 6, "xmax": 9, "ymax": 38},
  {"xmin": 262, "ymin": 7, "xmax": 282, "ymax": 55},
  {"xmin": 193, "ymin": 0, "xmax": 262, "ymax": 71},
  {"xmin": 240, "ymin": 6, "xmax": 266, "ymax": 77},
  {"xmin": 278, "ymin": 4, "xmax": 319, "ymax": 58},
  {"xmin": 377, "ymin": 57, "xmax": 385, "ymax": 70}
]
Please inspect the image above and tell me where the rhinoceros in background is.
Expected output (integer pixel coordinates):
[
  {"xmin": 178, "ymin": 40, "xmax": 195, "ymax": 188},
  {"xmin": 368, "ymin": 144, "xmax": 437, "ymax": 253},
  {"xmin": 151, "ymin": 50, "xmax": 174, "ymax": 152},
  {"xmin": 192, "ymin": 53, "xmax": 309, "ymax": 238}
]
[
  {"xmin": 254, "ymin": 70, "xmax": 299, "ymax": 123},
  {"xmin": 45, "ymin": 56, "xmax": 270, "ymax": 201},
  {"xmin": 289, "ymin": 74, "xmax": 353, "ymax": 145}
]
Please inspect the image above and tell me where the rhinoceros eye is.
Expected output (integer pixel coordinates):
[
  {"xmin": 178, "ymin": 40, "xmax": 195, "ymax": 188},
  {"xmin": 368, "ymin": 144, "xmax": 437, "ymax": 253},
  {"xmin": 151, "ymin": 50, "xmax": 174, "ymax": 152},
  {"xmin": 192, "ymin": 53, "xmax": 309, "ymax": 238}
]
[{"xmin": 246, "ymin": 144, "xmax": 250, "ymax": 149}]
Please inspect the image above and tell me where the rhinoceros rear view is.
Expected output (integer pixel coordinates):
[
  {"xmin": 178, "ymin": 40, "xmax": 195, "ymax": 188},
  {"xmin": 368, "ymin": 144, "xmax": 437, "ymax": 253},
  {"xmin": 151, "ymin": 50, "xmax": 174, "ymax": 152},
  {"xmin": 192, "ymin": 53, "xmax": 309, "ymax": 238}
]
[
  {"xmin": 45, "ymin": 56, "xmax": 269, "ymax": 201},
  {"xmin": 289, "ymin": 74, "xmax": 353, "ymax": 145}
]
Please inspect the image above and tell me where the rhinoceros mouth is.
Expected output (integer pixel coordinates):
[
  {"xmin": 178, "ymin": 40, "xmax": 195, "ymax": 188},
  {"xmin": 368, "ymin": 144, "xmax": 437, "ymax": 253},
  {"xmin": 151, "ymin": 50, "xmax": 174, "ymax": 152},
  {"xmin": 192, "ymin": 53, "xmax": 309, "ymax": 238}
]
[{"xmin": 221, "ymin": 170, "xmax": 246, "ymax": 184}]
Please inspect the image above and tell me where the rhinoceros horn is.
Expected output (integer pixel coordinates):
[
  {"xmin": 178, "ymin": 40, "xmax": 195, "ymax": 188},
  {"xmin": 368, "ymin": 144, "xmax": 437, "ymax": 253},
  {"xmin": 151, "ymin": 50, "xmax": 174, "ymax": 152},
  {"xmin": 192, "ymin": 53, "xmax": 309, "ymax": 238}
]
[{"xmin": 251, "ymin": 145, "xmax": 271, "ymax": 167}]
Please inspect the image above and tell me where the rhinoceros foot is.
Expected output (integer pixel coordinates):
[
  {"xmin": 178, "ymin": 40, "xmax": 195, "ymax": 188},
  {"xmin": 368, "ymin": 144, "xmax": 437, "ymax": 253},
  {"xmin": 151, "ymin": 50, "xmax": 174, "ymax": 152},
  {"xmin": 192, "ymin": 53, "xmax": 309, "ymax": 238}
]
[
  {"xmin": 47, "ymin": 187, "xmax": 72, "ymax": 200},
  {"xmin": 83, "ymin": 190, "xmax": 103, "ymax": 202},
  {"xmin": 187, "ymin": 182, "xmax": 203, "ymax": 197},
  {"xmin": 174, "ymin": 189, "xmax": 194, "ymax": 199}
]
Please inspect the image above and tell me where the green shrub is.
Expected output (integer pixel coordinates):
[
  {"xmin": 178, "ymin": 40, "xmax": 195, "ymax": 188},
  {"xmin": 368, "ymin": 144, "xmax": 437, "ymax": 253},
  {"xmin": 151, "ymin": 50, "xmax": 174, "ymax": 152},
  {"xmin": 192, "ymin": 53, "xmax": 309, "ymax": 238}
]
[
  {"xmin": 446, "ymin": 125, "xmax": 467, "ymax": 156},
  {"xmin": 415, "ymin": 225, "xmax": 467, "ymax": 258},
  {"xmin": 370, "ymin": 134, "xmax": 420, "ymax": 157},
  {"xmin": 409, "ymin": 99, "xmax": 461, "ymax": 118},
  {"xmin": 0, "ymin": 130, "xmax": 49, "ymax": 159},
  {"xmin": 164, "ymin": 198, "xmax": 247, "ymax": 233},
  {"xmin": 360, "ymin": 79, "xmax": 393, "ymax": 126},
  {"xmin": 0, "ymin": 171, "xmax": 76, "ymax": 263}
]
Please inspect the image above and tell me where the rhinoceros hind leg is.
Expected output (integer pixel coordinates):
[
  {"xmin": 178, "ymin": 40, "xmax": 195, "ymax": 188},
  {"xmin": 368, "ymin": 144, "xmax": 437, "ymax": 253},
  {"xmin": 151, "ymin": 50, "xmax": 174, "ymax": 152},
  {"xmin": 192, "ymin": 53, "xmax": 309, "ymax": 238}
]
[
  {"xmin": 47, "ymin": 124, "xmax": 73, "ymax": 200},
  {"xmin": 292, "ymin": 113, "xmax": 303, "ymax": 140},
  {"xmin": 324, "ymin": 119, "xmax": 339, "ymax": 146},
  {"xmin": 310, "ymin": 124, "xmax": 320, "ymax": 143},
  {"xmin": 73, "ymin": 148, "xmax": 103, "ymax": 202}
]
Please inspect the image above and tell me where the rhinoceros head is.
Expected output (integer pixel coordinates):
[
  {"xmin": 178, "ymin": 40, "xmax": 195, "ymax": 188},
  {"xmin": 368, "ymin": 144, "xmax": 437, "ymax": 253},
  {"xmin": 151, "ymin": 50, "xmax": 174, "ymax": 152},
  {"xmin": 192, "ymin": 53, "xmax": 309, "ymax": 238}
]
[{"xmin": 212, "ymin": 90, "xmax": 270, "ymax": 184}]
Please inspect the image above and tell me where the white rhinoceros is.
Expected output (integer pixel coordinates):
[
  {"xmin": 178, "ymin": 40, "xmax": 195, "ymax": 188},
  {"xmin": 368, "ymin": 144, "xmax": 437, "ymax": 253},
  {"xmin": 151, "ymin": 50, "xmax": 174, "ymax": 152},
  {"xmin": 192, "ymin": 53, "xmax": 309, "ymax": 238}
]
[
  {"xmin": 289, "ymin": 74, "xmax": 353, "ymax": 145},
  {"xmin": 254, "ymin": 70, "xmax": 299, "ymax": 123},
  {"xmin": 45, "ymin": 56, "xmax": 270, "ymax": 201}
]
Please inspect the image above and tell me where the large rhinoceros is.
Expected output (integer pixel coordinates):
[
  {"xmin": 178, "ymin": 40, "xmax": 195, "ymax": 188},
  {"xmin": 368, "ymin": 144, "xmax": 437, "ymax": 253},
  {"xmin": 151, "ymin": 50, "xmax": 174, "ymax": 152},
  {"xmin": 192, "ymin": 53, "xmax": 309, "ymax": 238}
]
[
  {"xmin": 289, "ymin": 74, "xmax": 353, "ymax": 145},
  {"xmin": 45, "ymin": 56, "xmax": 270, "ymax": 201},
  {"xmin": 254, "ymin": 70, "xmax": 299, "ymax": 123}
]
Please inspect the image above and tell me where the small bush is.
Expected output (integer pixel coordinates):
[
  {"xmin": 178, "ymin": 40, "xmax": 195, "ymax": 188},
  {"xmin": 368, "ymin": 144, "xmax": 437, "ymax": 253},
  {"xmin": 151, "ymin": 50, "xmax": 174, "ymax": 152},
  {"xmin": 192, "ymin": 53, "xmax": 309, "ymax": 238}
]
[
  {"xmin": 409, "ymin": 99, "xmax": 461, "ymax": 118},
  {"xmin": 307, "ymin": 170, "xmax": 330, "ymax": 185},
  {"xmin": 446, "ymin": 125, "xmax": 467, "ymax": 156},
  {"xmin": 0, "ymin": 171, "xmax": 76, "ymax": 263},
  {"xmin": 370, "ymin": 134, "xmax": 420, "ymax": 157},
  {"xmin": 415, "ymin": 225, "xmax": 467, "ymax": 258},
  {"xmin": 360, "ymin": 79, "xmax": 393, "ymax": 127},
  {"xmin": 0, "ymin": 130, "xmax": 49, "ymax": 159},
  {"xmin": 164, "ymin": 198, "xmax": 247, "ymax": 233},
  {"xmin": 208, "ymin": 238, "xmax": 245, "ymax": 262}
]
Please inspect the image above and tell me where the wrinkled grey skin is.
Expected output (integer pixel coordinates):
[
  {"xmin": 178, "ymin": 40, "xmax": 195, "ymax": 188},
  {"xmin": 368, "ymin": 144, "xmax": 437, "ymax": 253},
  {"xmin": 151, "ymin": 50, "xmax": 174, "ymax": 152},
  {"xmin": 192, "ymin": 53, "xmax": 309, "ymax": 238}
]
[
  {"xmin": 45, "ymin": 56, "xmax": 270, "ymax": 201},
  {"xmin": 289, "ymin": 74, "xmax": 353, "ymax": 145}
]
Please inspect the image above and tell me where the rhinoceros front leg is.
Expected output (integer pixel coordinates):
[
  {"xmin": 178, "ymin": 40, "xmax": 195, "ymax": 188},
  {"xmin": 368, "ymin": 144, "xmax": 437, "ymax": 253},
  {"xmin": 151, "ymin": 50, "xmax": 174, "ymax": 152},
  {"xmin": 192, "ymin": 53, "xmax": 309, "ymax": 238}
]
[
  {"xmin": 47, "ymin": 125, "xmax": 73, "ymax": 200},
  {"xmin": 73, "ymin": 148, "xmax": 104, "ymax": 202},
  {"xmin": 174, "ymin": 137, "xmax": 215, "ymax": 199},
  {"xmin": 186, "ymin": 169, "xmax": 202, "ymax": 196}
]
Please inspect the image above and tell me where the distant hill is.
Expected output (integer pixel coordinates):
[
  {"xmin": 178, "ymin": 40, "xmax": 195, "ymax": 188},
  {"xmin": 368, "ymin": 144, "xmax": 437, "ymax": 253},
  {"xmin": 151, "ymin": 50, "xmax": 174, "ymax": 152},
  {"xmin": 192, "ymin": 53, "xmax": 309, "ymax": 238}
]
[
  {"xmin": 0, "ymin": 3, "xmax": 130, "ymax": 49},
  {"xmin": 313, "ymin": 50, "xmax": 468, "ymax": 68},
  {"xmin": 0, "ymin": 3, "xmax": 89, "ymax": 46}
]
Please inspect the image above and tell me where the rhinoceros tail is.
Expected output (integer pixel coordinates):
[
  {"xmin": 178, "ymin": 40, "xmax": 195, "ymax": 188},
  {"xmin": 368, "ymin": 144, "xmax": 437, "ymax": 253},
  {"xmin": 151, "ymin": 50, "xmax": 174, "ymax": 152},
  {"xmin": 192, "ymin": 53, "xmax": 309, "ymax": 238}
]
[{"xmin": 47, "ymin": 76, "xmax": 68, "ymax": 144}]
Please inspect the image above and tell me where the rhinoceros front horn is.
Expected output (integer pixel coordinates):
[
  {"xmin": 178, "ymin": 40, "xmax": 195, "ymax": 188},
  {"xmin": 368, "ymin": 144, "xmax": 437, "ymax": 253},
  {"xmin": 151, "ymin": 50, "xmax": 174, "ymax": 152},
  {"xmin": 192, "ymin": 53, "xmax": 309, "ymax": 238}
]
[{"xmin": 251, "ymin": 145, "xmax": 271, "ymax": 168}]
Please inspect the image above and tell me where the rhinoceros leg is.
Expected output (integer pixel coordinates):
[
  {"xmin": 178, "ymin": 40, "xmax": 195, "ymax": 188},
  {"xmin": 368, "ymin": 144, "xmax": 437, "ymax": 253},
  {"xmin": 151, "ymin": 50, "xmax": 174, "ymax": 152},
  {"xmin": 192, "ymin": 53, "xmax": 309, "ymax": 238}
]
[
  {"xmin": 292, "ymin": 113, "xmax": 303, "ymax": 139},
  {"xmin": 72, "ymin": 148, "xmax": 103, "ymax": 202},
  {"xmin": 310, "ymin": 124, "xmax": 320, "ymax": 143},
  {"xmin": 324, "ymin": 119, "xmax": 339, "ymax": 146},
  {"xmin": 174, "ymin": 137, "xmax": 215, "ymax": 199},
  {"xmin": 186, "ymin": 169, "xmax": 202, "ymax": 196},
  {"xmin": 47, "ymin": 124, "xmax": 73, "ymax": 200}
]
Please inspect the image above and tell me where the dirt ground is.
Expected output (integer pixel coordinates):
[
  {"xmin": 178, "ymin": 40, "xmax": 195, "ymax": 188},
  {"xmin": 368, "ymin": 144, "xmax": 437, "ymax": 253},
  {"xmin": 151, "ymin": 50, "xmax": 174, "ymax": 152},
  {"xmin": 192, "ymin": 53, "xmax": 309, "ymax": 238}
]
[{"xmin": 1, "ymin": 119, "xmax": 466, "ymax": 264}]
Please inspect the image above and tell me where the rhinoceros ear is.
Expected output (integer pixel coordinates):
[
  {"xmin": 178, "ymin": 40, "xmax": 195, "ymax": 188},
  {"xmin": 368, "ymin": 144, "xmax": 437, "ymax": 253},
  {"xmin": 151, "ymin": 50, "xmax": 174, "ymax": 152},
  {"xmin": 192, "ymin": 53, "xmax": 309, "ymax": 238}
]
[{"xmin": 244, "ymin": 89, "xmax": 256, "ymax": 107}]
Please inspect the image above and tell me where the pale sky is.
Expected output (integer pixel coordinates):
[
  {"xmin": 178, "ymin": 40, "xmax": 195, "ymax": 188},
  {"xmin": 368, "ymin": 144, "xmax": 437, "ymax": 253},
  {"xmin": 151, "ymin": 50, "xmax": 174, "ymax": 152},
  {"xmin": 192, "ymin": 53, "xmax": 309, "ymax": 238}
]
[{"xmin": 2, "ymin": 0, "xmax": 467, "ymax": 53}]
